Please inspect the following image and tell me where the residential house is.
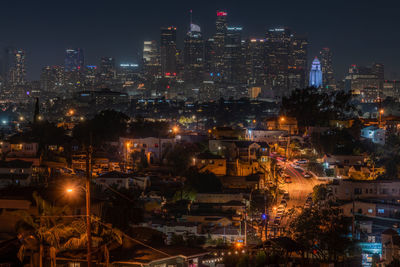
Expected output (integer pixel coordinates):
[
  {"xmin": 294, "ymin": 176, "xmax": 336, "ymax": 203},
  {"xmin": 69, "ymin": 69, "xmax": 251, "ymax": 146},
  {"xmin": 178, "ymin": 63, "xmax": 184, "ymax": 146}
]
[
  {"xmin": 361, "ymin": 126, "xmax": 386, "ymax": 145},
  {"xmin": 120, "ymin": 137, "xmax": 175, "ymax": 165},
  {"xmin": 329, "ymin": 179, "xmax": 400, "ymax": 201},
  {"xmin": 95, "ymin": 171, "xmax": 133, "ymax": 190},
  {"xmin": 0, "ymin": 160, "xmax": 33, "ymax": 188},
  {"xmin": 246, "ymin": 129, "xmax": 286, "ymax": 145},
  {"xmin": 194, "ymin": 152, "xmax": 226, "ymax": 176}
]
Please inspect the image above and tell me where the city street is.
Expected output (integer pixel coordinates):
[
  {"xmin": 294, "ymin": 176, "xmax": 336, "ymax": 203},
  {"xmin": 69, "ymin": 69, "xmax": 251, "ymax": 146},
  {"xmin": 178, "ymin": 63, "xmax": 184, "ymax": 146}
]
[{"xmin": 266, "ymin": 160, "xmax": 326, "ymax": 237}]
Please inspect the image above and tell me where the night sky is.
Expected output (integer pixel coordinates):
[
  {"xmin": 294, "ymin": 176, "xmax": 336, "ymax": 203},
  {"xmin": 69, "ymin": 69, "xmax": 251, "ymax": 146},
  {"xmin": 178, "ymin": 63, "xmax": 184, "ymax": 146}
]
[{"xmin": 1, "ymin": 0, "xmax": 399, "ymax": 80}]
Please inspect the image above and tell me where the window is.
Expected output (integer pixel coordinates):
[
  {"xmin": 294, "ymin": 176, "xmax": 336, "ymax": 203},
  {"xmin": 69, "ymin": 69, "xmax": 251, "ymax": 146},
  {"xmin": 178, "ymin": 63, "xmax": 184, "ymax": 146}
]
[
  {"xmin": 143, "ymin": 144, "xmax": 147, "ymax": 148},
  {"xmin": 368, "ymin": 209, "xmax": 373, "ymax": 213},
  {"xmin": 155, "ymin": 143, "xmax": 159, "ymax": 148},
  {"xmin": 354, "ymin": 188, "xmax": 362, "ymax": 195},
  {"xmin": 378, "ymin": 209, "xmax": 385, "ymax": 214}
]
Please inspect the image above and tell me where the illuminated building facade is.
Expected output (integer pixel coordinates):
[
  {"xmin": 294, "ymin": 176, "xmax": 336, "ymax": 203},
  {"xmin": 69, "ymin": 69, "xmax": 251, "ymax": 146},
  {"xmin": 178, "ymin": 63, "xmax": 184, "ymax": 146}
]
[
  {"xmin": 319, "ymin": 48, "xmax": 335, "ymax": 89},
  {"xmin": 184, "ymin": 23, "xmax": 204, "ymax": 85},
  {"xmin": 8, "ymin": 49, "xmax": 26, "ymax": 86},
  {"xmin": 160, "ymin": 26, "xmax": 177, "ymax": 77},
  {"xmin": 40, "ymin": 65, "xmax": 65, "ymax": 92},
  {"xmin": 213, "ymin": 11, "xmax": 228, "ymax": 81},
  {"xmin": 65, "ymin": 48, "xmax": 84, "ymax": 72},
  {"xmin": 309, "ymin": 57, "xmax": 323, "ymax": 88},
  {"xmin": 224, "ymin": 26, "xmax": 243, "ymax": 84},
  {"xmin": 143, "ymin": 40, "xmax": 161, "ymax": 78},
  {"xmin": 100, "ymin": 57, "xmax": 115, "ymax": 83}
]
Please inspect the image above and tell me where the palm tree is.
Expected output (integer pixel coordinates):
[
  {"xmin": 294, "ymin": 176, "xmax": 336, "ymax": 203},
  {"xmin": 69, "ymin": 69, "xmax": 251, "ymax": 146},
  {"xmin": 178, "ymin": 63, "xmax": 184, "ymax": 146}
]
[{"xmin": 13, "ymin": 192, "xmax": 122, "ymax": 266}]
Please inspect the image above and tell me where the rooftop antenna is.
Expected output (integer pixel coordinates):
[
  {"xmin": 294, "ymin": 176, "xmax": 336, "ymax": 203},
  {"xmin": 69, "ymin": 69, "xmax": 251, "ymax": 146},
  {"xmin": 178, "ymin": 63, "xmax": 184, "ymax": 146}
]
[{"xmin": 190, "ymin": 9, "xmax": 193, "ymax": 28}]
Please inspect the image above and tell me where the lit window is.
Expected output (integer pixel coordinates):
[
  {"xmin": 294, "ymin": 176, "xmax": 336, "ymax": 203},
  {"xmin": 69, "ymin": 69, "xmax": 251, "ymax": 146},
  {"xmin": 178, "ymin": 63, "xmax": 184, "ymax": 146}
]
[
  {"xmin": 378, "ymin": 209, "xmax": 384, "ymax": 214},
  {"xmin": 368, "ymin": 209, "xmax": 373, "ymax": 213}
]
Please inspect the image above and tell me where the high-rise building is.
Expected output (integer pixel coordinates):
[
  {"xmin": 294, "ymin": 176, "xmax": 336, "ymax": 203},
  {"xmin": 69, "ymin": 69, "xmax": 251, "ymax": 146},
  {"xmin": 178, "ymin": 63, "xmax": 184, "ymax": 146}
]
[
  {"xmin": 344, "ymin": 64, "xmax": 380, "ymax": 97},
  {"xmin": 265, "ymin": 27, "xmax": 308, "ymax": 96},
  {"xmin": 9, "ymin": 49, "xmax": 26, "ymax": 86},
  {"xmin": 184, "ymin": 23, "xmax": 204, "ymax": 85},
  {"xmin": 100, "ymin": 57, "xmax": 115, "ymax": 82},
  {"xmin": 224, "ymin": 26, "xmax": 243, "ymax": 84},
  {"xmin": 204, "ymin": 38, "xmax": 216, "ymax": 77},
  {"xmin": 309, "ymin": 57, "xmax": 323, "ymax": 88},
  {"xmin": 143, "ymin": 40, "xmax": 160, "ymax": 78},
  {"xmin": 265, "ymin": 28, "xmax": 291, "ymax": 96},
  {"xmin": 40, "ymin": 65, "xmax": 64, "ymax": 92},
  {"xmin": 372, "ymin": 63, "xmax": 384, "ymax": 89},
  {"xmin": 244, "ymin": 38, "xmax": 267, "ymax": 86},
  {"xmin": 319, "ymin": 48, "xmax": 335, "ymax": 89},
  {"xmin": 65, "ymin": 48, "xmax": 84, "ymax": 72},
  {"xmin": 213, "ymin": 10, "xmax": 228, "ymax": 81},
  {"xmin": 160, "ymin": 26, "xmax": 177, "ymax": 76},
  {"xmin": 289, "ymin": 35, "xmax": 308, "ymax": 90}
]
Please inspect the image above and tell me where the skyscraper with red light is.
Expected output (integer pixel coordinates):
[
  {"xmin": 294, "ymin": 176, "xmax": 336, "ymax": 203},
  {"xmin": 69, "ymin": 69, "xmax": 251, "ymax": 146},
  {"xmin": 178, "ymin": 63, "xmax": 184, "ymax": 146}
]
[
  {"xmin": 160, "ymin": 26, "xmax": 177, "ymax": 77},
  {"xmin": 213, "ymin": 10, "xmax": 228, "ymax": 81}
]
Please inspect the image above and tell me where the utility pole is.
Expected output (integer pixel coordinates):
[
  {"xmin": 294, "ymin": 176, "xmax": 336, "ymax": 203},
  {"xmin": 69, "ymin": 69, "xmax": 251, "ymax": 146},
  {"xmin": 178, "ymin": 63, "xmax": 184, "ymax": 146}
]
[{"xmin": 86, "ymin": 145, "xmax": 93, "ymax": 267}]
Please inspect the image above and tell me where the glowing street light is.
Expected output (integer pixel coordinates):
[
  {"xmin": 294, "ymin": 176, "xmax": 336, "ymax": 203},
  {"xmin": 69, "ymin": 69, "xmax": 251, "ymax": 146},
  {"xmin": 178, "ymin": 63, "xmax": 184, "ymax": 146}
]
[
  {"xmin": 66, "ymin": 188, "xmax": 74, "ymax": 193},
  {"xmin": 172, "ymin": 126, "xmax": 179, "ymax": 134},
  {"xmin": 19, "ymin": 116, "xmax": 24, "ymax": 121}
]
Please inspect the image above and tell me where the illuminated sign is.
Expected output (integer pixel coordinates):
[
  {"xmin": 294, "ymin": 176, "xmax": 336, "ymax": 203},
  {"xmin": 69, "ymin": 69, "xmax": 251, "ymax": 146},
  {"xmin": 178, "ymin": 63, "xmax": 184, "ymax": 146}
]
[
  {"xmin": 269, "ymin": 28, "xmax": 285, "ymax": 32},
  {"xmin": 217, "ymin": 11, "xmax": 227, "ymax": 17},
  {"xmin": 120, "ymin": 63, "xmax": 138, "ymax": 67},
  {"xmin": 227, "ymin": 26, "xmax": 243, "ymax": 31}
]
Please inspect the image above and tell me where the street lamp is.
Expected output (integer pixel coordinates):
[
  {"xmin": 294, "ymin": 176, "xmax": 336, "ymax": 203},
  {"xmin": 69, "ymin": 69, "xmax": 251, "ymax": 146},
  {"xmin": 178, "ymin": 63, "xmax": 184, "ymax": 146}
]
[
  {"xmin": 379, "ymin": 109, "xmax": 384, "ymax": 127},
  {"xmin": 172, "ymin": 126, "xmax": 179, "ymax": 134},
  {"xmin": 66, "ymin": 146, "xmax": 93, "ymax": 267}
]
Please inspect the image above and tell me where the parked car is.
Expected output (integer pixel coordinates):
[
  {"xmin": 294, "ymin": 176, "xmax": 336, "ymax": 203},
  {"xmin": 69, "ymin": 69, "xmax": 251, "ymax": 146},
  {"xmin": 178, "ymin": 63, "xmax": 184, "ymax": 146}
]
[{"xmin": 303, "ymin": 172, "xmax": 312, "ymax": 178}]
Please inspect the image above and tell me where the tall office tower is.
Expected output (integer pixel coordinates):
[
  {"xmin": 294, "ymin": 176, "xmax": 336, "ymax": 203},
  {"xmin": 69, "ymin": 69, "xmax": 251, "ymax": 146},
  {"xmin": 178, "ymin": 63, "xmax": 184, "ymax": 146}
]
[
  {"xmin": 160, "ymin": 26, "xmax": 177, "ymax": 76},
  {"xmin": 40, "ymin": 65, "xmax": 65, "ymax": 92},
  {"xmin": 244, "ymin": 38, "xmax": 267, "ymax": 86},
  {"xmin": 265, "ymin": 28, "xmax": 292, "ymax": 96},
  {"xmin": 309, "ymin": 57, "xmax": 323, "ymax": 88},
  {"xmin": 64, "ymin": 48, "xmax": 84, "ymax": 93},
  {"xmin": 8, "ymin": 49, "xmax": 26, "ymax": 86},
  {"xmin": 204, "ymin": 38, "xmax": 216, "ymax": 77},
  {"xmin": 100, "ymin": 57, "xmax": 115, "ymax": 82},
  {"xmin": 344, "ymin": 64, "xmax": 380, "ymax": 98},
  {"xmin": 223, "ymin": 26, "xmax": 243, "ymax": 84},
  {"xmin": 184, "ymin": 23, "xmax": 204, "ymax": 85},
  {"xmin": 289, "ymin": 35, "xmax": 308, "ymax": 91},
  {"xmin": 213, "ymin": 10, "xmax": 228, "ymax": 81},
  {"xmin": 372, "ymin": 63, "xmax": 384, "ymax": 89},
  {"xmin": 143, "ymin": 40, "xmax": 161, "ymax": 78},
  {"xmin": 65, "ymin": 48, "xmax": 84, "ymax": 72},
  {"xmin": 83, "ymin": 65, "xmax": 98, "ymax": 90},
  {"xmin": 319, "ymin": 48, "xmax": 335, "ymax": 89}
]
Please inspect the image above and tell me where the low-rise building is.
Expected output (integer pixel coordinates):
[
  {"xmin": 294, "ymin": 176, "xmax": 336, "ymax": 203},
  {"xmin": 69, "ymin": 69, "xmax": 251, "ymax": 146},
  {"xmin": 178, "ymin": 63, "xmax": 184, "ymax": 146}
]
[
  {"xmin": 329, "ymin": 179, "xmax": 400, "ymax": 201},
  {"xmin": 120, "ymin": 137, "xmax": 175, "ymax": 165},
  {"xmin": 195, "ymin": 153, "xmax": 226, "ymax": 176},
  {"xmin": 361, "ymin": 126, "xmax": 386, "ymax": 145},
  {"xmin": 0, "ymin": 160, "xmax": 33, "ymax": 188}
]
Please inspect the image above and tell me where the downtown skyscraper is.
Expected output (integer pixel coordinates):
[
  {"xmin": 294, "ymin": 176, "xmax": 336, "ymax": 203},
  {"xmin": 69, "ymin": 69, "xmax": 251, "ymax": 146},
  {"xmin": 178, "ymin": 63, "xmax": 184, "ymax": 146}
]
[
  {"xmin": 184, "ymin": 23, "xmax": 204, "ymax": 85},
  {"xmin": 319, "ymin": 48, "xmax": 335, "ymax": 89},
  {"xmin": 160, "ymin": 26, "xmax": 177, "ymax": 76},
  {"xmin": 264, "ymin": 27, "xmax": 308, "ymax": 96},
  {"xmin": 212, "ymin": 11, "xmax": 228, "ymax": 81},
  {"xmin": 8, "ymin": 49, "xmax": 26, "ymax": 86},
  {"xmin": 65, "ymin": 48, "xmax": 84, "ymax": 72}
]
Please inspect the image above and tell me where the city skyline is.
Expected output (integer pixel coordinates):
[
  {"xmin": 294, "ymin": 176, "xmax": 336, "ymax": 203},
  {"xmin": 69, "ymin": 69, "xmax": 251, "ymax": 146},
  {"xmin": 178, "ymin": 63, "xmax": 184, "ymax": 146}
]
[{"xmin": 1, "ymin": 0, "xmax": 399, "ymax": 80}]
